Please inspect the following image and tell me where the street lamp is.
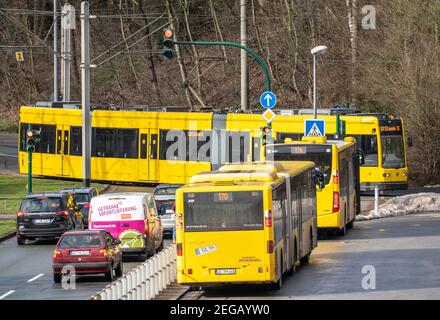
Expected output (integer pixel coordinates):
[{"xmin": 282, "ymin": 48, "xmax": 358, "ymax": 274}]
[{"xmin": 311, "ymin": 45, "xmax": 328, "ymax": 119}]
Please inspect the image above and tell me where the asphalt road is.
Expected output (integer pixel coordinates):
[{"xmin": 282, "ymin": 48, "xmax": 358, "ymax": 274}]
[
  {"xmin": 0, "ymin": 184, "xmax": 168, "ymax": 300},
  {"xmin": 184, "ymin": 213, "xmax": 440, "ymax": 300},
  {"xmin": 0, "ymin": 236, "xmax": 172, "ymax": 300},
  {"xmin": 0, "ymin": 133, "xmax": 18, "ymax": 170}
]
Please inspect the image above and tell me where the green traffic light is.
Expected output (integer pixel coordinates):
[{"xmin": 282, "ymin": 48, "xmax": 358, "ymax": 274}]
[{"xmin": 163, "ymin": 48, "xmax": 174, "ymax": 60}]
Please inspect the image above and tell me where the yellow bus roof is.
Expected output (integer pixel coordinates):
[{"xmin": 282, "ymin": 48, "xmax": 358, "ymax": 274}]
[
  {"xmin": 188, "ymin": 161, "xmax": 315, "ymax": 185},
  {"xmin": 272, "ymin": 136, "xmax": 356, "ymax": 153}
]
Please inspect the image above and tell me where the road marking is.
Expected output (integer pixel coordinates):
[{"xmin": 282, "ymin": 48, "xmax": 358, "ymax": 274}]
[
  {"xmin": 0, "ymin": 153, "xmax": 18, "ymax": 158},
  {"xmin": 27, "ymin": 273, "xmax": 44, "ymax": 283},
  {"xmin": 0, "ymin": 290, "xmax": 15, "ymax": 300}
]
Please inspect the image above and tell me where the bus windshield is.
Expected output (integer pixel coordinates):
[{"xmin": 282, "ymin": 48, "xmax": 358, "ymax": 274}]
[
  {"xmin": 270, "ymin": 145, "xmax": 332, "ymax": 184},
  {"xmin": 183, "ymin": 191, "xmax": 263, "ymax": 232},
  {"xmin": 381, "ymin": 135, "xmax": 405, "ymax": 168}
]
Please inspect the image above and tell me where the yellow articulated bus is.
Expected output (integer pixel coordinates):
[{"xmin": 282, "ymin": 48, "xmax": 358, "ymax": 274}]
[
  {"xmin": 175, "ymin": 161, "xmax": 320, "ymax": 290},
  {"xmin": 266, "ymin": 136, "xmax": 359, "ymax": 235},
  {"xmin": 19, "ymin": 105, "xmax": 407, "ymax": 191}
]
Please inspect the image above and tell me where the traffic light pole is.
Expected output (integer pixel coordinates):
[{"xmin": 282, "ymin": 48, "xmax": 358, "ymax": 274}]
[
  {"xmin": 27, "ymin": 124, "xmax": 32, "ymax": 194},
  {"xmin": 174, "ymin": 41, "xmax": 271, "ymax": 92}
]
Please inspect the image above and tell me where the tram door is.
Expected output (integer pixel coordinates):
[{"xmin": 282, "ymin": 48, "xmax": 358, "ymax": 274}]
[
  {"xmin": 139, "ymin": 129, "xmax": 158, "ymax": 182},
  {"xmin": 56, "ymin": 126, "xmax": 70, "ymax": 176}
]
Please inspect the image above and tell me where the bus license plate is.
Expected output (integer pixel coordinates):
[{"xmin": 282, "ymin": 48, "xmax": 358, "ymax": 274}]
[{"xmin": 215, "ymin": 268, "xmax": 236, "ymax": 275}]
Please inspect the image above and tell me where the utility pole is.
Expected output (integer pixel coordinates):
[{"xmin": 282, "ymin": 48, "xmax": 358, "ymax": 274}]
[
  {"xmin": 81, "ymin": 1, "xmax": 91, "ymax": 187},
  {"xmin": 240, "ymin": 0, "xmax": 249, "ymax": 111},
  {"xmin": 61, "ymin": 3, "xmax": 74, "ymax": 101},
  {"xmin": 53, "ymin": 0, "xmax": 59, "ymax": 101}
]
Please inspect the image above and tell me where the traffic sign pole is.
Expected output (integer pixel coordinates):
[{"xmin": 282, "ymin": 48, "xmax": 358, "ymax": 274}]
[{"xmin": 27, "ymin": 124, "xmax": 32, "ymax": 194}]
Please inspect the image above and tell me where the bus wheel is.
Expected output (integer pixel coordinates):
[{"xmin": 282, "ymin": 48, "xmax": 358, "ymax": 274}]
[
  {"xmin": 287, "ymin": 242, "xmax": 297, "ymax": 276},
  {"xmin": 337, "ymin": 214, "xmax": 347, "ymax": 236},
  {"xmin": 347, "ymin": 218, "xmax": 355, "ymax": 229},
  {"xmin": 300, "ymin": 234, "xmax": 313, "ymax": 264},
  {"xmin": 271, "ymin": 256, "xmax": 283, "ymax": 290}
]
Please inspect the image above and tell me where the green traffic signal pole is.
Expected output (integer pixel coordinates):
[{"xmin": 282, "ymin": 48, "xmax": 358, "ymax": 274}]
[
  {"xmin": 174, "ymin": 41, "xmax": 271, "ymax": 92},
  {"xmin": 27, "ymin": 124, "xmax": 32, "ymax": 194}
]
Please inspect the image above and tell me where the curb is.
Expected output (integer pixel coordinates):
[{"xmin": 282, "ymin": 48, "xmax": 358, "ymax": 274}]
[{"xmin": 0, "ymin": 230, "xmax": 15, "ymax": 243}]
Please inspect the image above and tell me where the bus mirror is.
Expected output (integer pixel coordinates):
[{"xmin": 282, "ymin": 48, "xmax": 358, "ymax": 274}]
[
  {"xmin": 407, "ymin": 137, "xmax": 413, "ymax": 148},
  {"xmin": 357, "ymin": 148, "xmax": 365, "ymax": 165},
  {"xmin": 314, "ymin": 169, "xmax": 325, "ymax": 191}
]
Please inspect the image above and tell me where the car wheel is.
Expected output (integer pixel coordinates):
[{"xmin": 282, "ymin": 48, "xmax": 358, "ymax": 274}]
[
  {"xmin": 17, "ymin": 236, "xmax": 26, "ymax": 246},
  {"xmin": 104, "ymin": 265, "xmax": 114, "ymax": 282},
  {"xmin": 53, "ymin": 273, "xmax": 61, "ymax": 283},
  {"xmin": 115, "ymin": 261, "xmax": 123, "ymax": 277}
]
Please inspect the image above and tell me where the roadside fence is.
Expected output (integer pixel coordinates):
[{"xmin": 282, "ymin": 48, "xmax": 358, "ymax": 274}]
[{"xmin": 91, "ymin": 244, "xmax": 176, "ymax": 300}]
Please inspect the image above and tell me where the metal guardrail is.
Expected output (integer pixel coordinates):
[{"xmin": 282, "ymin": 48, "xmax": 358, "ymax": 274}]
[{"xmin": 91, "ymin": 244, "xmax": 176, "ymax": 300}]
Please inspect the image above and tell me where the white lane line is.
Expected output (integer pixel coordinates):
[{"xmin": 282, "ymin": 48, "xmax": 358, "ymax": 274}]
[
  {"xmin": 27, "ymin": 273, "xmax": 45, "ymax": 283},
  {"xmin": 0, "ymin": 290, "xmax": 15, "ymax": 300}
]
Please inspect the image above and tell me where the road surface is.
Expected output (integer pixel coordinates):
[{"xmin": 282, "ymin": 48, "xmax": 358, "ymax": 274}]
[
  {"xmin": 181, "ymin": 213, "xmax": 440, "ymax": 300},
  {"xmin": 0, "ymin": 133, "xmax": 18, "ymax": 171}
]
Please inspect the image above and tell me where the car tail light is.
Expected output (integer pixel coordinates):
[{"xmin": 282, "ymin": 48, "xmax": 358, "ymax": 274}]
[
  {"xmin": 267, "ymin": 240, "xmax": 274, "ymax": 254},
  {"xmin": 56, "ymin": 210, "xmax": 69, "ymax": 216},
  {"xmin": 264, "ymin": 210, "xmax": 272, "ymax": 227},
  {"xmin": 82, "ymin": 203, "xmax": 90, "ymax": 208},
  {"xmin": 333, "ymin": 192, "xmax": 340, "ymax": 213},
  {"xmin": 53, "ymin": 249, "xmax": 62, "ymax": 258},
  {"xmin": 176, "ymin": 243, "xmax": 183, "ymax": 256},
  {"xmin": 333, "ymin": 170, "xmax": 339, "ymax": 184},
  {"xmin": 17, "ymin": 211, "xmax": 28, "ymax": 217},
  {"xmin": 98, "ymin": 249, "xmax": 108, "ymax": 257}
]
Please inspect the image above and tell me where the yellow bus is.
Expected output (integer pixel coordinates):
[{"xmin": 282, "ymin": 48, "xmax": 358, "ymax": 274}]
[
  {"xmin": 270, "ymin": 110, "xmax": 408, "ymax": 193},
  {"xmin": 266, "ymin": 136, "xmax": 359, "ymax": 235},
  {"xmin": 18, "ymin": 105, "xmax": 407, "ymax": 192},
  {"xmin": 175, "ymin": 161, "xmax": 320, "ymax": 290}
]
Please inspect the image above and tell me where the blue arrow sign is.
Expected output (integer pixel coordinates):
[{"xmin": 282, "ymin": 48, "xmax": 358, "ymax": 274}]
[
  {"xmin": 260, "ymin": 91, "xmax": 277, "ymax": 109},
  {"xmin": 305, "ymin": 119, "xmax": 325, "ymax": 137}
]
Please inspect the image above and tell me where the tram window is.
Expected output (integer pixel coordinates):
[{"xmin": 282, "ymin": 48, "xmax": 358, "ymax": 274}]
[
  {"xmin": 227, "ymin": 132, "xmax": 249, "ymax": 163},
  {"xmin": 92, "ymin": 128, "xmax": 115, "ymax": 158},
  {"xmin": 151, "ymin": 134, "xmax": 158, "ymax": 159},
  {"xmin": 70, "ymin": 126, "xmax": 82, "ymax": 156},
  {"xmin": 115, "ymin": 129, "xmax": 138, "ymax": 159},
  {"xmin": 277, "ymin": 132, "xmax": 301, "ymax": 143},
  {"xmin": 20, "ymin": 123, "xmax": 56, "ymax": 154},
  {"xmin": 159, "ymin": 130, "xmax": 212, "ymax": 162}
]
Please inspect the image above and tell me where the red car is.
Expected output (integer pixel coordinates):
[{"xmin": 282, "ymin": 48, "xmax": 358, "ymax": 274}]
[{"xmin": 52, "ymin": 230, "xmax": 123, "ymax": 283}]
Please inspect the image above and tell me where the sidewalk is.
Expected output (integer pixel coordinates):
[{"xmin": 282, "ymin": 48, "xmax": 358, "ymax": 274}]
[{"xmin": 0, "ymin": 214, "xmax": 15, "ymax": 220}]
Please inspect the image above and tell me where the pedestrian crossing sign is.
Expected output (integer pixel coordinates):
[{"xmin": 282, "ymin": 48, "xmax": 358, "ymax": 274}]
[{"xmin": 305, "ymin": 119, "xmax": 325, "ymax": 137}]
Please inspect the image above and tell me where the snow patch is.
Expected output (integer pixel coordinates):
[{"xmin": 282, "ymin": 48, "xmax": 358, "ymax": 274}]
[{"xmin": 357, "ymin": 193, "xmax": 440, "ymax": 221}]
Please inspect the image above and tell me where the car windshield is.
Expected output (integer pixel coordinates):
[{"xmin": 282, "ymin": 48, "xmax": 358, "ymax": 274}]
[
  {"xmin": 381, "ymin": 135, "xmax": 405, "ymax": 168},
  {"xmin": 73, "ymin": 193, "xmax": 90, "ymax": 204},
  {"xmin": 154, "ymin": 187, "xmax": 179, "ymax": 195},
  {"xmin": 20, "ymin": 197, "xmax": 62, "ymax": 213},
  {"xmin": 58, "ymin": 234, "xmax": 103, "ymax": 248},
  {"xmin": 156, "ymin": 200, "xmax": 174, "ymax": 215}
]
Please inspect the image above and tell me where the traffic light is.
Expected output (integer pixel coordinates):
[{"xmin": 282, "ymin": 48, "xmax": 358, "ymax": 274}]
[
  {"xmin": 26, "ymin": 129, "xmax": 40, "ymax": 152},
  {"xmin": 262, "ymin": 124, "xmax": 272, "ymax": 146},
  {"xmin": 26, "ymin": 129, "xmax": 35, "ymax": 152},
  {"xmin": 162, "ymin": 28, "xmax": 175, "ymax": 60}
]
